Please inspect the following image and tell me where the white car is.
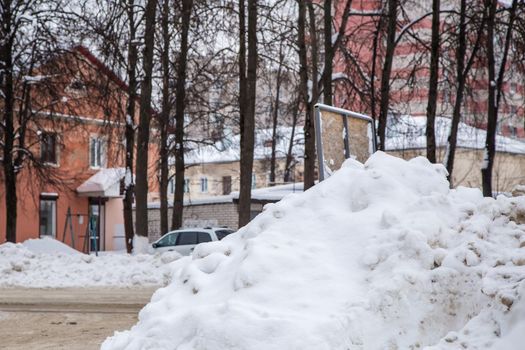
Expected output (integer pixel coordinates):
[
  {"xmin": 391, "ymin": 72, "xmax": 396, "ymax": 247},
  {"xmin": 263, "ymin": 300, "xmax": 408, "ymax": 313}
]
[{"xmin": 151, "ymin": 227, "xmax": 235, "ymax": 255}]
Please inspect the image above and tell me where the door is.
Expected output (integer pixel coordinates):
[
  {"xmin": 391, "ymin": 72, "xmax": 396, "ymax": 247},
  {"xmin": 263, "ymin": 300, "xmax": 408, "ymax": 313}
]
[
  {"xmin": 89, "ymin": 200, "xmax": 105, "ymax": 252},
  {"xmin": 174, "ymin": 231, "xmax": 199, "ymax": 255},
  {"xmin": 222, "ymin": 176, "xmax": 232, "ymax": 195},
  {"xmin": 39, "ymin": 198, "xmax": 57, "ymax": 237}
]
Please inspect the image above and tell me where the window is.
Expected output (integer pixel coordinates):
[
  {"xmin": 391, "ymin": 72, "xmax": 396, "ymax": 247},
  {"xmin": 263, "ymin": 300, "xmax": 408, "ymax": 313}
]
[
  {"xmin": 177, "ymin": 231, "xmax": 198, "ymax": 245},
  {"xmin": 251, "ymin": 174, "xmax": 256, "ymax": 189},
  {"xmin": 168, "ymin": 178, "xmax": 190, "ymax": 194},
  {"xmin": 443, "ymin": 87, "xmax": 450, "ymax": 104},
  {"xmin": 222, "ymin": 176, "xmax": 232, "ymax": 195},
  {"xmin": 69, "ymin": 79, "xmax": 86, "ymax": 91},
  {"xmin": 200, "ymin": 177, "xmax": 208, "ymax": 193},
  {"xmin": 41, "ymin": 132, "xmax": 57, "ymax": 164},
  {"xmin": 215, "ymin": 229, "xmax": 234, "ymax": 240},
  {"xmin": 66, "ymin": 78, "xmax": 87, "ymax": 97},
  {"xmin": 168, "ymin": 178, "xmax": 175, "ymax": 194},
  {"xmin": 197, "ymin": 232, "xmax": 212, "ymax": 243},
  {"xmin": 90, "ymin": 137, "xmax": 106, "ymax": 168},
  {"xmin": 510, "ymin": 82, "xmax": 517, "ymax": 95},
  {"xmin": 184, "ymin": 178, "xmax": 190, "ymax": 193},
  {"xmin": 39, "ymin": 197, "xmax": 57, "ymax": 237},
  {"xmin": 157, "ymin": 232, "xmax": 178, "ymax": 247}
]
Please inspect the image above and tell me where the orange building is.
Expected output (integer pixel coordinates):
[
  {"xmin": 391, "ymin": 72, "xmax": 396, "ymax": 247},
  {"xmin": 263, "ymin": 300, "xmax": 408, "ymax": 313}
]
[{"xmin": 0, "ymin": 47, "xmax": 160, "ymax": 252}]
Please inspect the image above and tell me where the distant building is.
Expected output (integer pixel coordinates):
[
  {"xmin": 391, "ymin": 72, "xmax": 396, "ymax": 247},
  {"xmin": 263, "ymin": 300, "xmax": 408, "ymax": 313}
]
[
  {"xmin": 333, "ymin": 0, "xmax": 525, "ymax": 137},
  {"xmin": 160, "ymin": 127, "xmax": 304, "ymax": 203},
  {"xmin": 386, "ymin": 115, "xmax": 525, "ymax": 192}
]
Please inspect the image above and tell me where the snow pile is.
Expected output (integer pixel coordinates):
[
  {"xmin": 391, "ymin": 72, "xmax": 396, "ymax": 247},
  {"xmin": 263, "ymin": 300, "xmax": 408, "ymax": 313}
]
[
  {"xmin": 102, "ymin": 152, "xmax": 525, "ymax": 350},
  {"xmin": 76, "ymin": 167, "xmax": 125, "ymax": 197},
  {"xmin": 22, "ymin": 236, "xmax": 80, "ymax": 255},
  {"xmin": 0, "ymin": 240, "xmax": 182, "ymax": 288},
  {"xmin": 132, "ymin": 235, "xmax": 151, "ymax": 255}
]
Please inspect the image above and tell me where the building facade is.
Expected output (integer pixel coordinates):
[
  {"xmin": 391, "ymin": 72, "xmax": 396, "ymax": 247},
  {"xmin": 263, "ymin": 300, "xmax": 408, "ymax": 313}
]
[{"xmin": 0, "ymin": 47, "xmax": 160, "ymax": 251}]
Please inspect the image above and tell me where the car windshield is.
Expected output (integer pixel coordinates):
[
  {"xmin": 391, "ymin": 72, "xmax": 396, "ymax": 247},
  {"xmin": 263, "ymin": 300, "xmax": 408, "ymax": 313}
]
[{"xmin": 215, "ymin": 229, "xmax": 234, "ymax": 240}]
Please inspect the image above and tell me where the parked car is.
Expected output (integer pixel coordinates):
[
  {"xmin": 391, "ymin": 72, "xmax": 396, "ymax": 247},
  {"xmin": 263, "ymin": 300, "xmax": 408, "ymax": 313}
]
[{"xmin": 151, "ymin": 227, "xmax": 235, "ymax": 255}]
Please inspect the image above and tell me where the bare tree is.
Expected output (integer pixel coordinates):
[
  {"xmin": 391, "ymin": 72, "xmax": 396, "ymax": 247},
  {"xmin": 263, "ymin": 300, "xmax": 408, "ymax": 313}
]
[
  {"xmin": 444, "ymin": 0, "xmax": 485, "ymax": 185},
  {"xmin": 377, "ymin": 0, "xmax": 398, "ymax": 151},
  {"xmin": 135, "ymin": 0, "xmax": 158, "ymax": 237},
  {"xmin": 425, "ymin": 0, "xmax": 440, "ymax": 163},
  {"xmin": 171, "ymin": 0, "xmax": 194, "ymax": 230},
  {"xmin": 123, "ymin": 0, "xmax": 140, "ymax": 253},
  {"xmin": 269, "ymin": 38, "xmax": 285, "ymax": 186},
  {"xmin": 323, "ymin": 0, "xmax": 332, "ymax": 105},
  {"xmin": 158, "ymin": 0, "xmax": 172, "ymax": 235},
  {"xmin": 296, "ymin": 0, "xmax": 320, "ymax": 191},
  {"xmin": 482, "ymin": 0, "xmax": 518, "ymax": 196},
  {"xmin": 0, "ymin": 0, "xmax": 69, "ymax": 242},
  {"xmin": 238, "ymin": 0, "xmax": 258, "ymax": 227}
]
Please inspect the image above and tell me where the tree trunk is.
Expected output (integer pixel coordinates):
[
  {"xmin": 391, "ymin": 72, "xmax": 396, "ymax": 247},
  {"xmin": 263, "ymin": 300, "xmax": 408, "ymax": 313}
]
[
  {"xmin": 238, "ymin": 0, "xmax": 258, "ymax": 227},
  {"xmin": 377, "ymin": 0, "xmax": 398, "ymax": 151},
  {"xmin": 237, "ymin": 0, "xmax": 247, "ymax": 222},
  {"xmin": 481, "ymin": 0, "xmax": 517, "ymax": 196},
  {"xmin": 171, "ymin": 0, "xmax": 193, "ymax": 230},
  {"xmin": 482, "ymin": 0, "xmax": 497, "ymax": 197},
  {"xmin": 323, "ymin": 0, "xmax": 332, "ymax": 105},
  {"xmin": 303, "ymin": 0, "xmax": 319, "ymax": 190},
  {"xmin": 446, "ymin": 0, "xmax": 486, "ymax": 185},
  {"xmin": 159, "ymin": 0, "xmax": 171, "ymax": 235},
  {"xmin": 134, "ymin": 0, "xmax": 157, "ymax": 237},
  {"xmin": 445, "ymin": 0, "xmax": 467, "ymax": 185},
  {"xmin": 284, "ymin": 96, "xmax": 299, "ymax": 183},
  {"xmin": 269, "ymin": 42, "xmax": 284, "ymax": 186},
  {"xmin": 370, "ymin": 15, "xmax": 383, "ymax": 122},
  {"xmin": 297, "ymin": 0, "xmax": 311, "ymax": 187},
  {"xmin": 425, "ymin": 0, "xmax": 440, "ymax": 163},
  {"xmin": 1, "ymin": 1, "xmax": 17, "ymax": 243},
  {"xmin": 123, "ymin": 0, "xmax": 138, "ymax": 253}
]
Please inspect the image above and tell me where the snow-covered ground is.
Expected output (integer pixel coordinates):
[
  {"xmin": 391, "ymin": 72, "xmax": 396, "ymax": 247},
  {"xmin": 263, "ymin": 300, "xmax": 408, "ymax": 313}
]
[
  {"xmin": 103, "ymin": 152, "xmax": 525, "ymax": 350},
  {"xmin": 0, "ymin": 237, "xmax": 181, "ymax": 288}
]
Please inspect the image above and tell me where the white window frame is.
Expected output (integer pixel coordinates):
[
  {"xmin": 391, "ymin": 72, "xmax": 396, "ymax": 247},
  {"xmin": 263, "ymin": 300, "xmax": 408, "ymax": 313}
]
[
  {"xmin": 39, "ymin": 196, "xmax": 57, "ymax": 238},
  {"xmin": 510, "ymin": 82, "xmax": 517, "ymax": 95},
  {"xmin": 200, "ymin": 177, "xmax": 208, "ymax": 193},
  {"xmin": 40, "ymin": 132, "xmax": 59, "ymax": 166},
  {"xmin": 89, "ymin": 136, "xmax": 107, "ymax": 169},
  {"xmin": 168, "ymin": 178, "xmax": 175, "ymax": 194},
  {"xmin": 168, "ymin": 178, "xmax": 190, "ymax": 194}
]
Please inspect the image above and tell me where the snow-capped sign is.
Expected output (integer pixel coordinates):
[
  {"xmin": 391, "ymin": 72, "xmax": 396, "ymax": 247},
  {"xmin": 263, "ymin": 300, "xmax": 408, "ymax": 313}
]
[{"xmin": 314, "ymin": 103, "xmax": 376, "ymax": 180}]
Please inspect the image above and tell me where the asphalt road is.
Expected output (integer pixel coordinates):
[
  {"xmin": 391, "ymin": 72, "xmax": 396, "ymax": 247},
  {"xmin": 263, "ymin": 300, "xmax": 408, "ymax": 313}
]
[{"xmin": 0, "ymin": 287, "xmax": 158, "ymax": 350}]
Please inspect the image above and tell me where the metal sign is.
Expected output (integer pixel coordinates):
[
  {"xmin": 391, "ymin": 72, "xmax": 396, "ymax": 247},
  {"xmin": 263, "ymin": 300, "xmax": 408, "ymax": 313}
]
[{"xmin": 314, "ymin": 103, "xmax": 377, "ymax": 181}]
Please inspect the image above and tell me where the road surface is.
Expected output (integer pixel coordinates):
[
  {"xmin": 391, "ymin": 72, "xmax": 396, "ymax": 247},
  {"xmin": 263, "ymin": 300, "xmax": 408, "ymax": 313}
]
[{"xmin": 0, "ymin": 287, "xmax": 158, "ymax": 350}]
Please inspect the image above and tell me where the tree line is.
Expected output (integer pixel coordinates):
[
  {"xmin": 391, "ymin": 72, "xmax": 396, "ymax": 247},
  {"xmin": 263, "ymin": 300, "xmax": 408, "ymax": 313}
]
[{"xmin": 2, "ymin": 0, "xmax": 525, "ymax": 250}]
